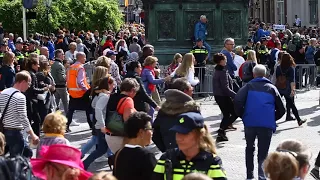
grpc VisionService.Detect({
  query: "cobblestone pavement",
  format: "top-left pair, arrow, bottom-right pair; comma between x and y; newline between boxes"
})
57,89 -> 320,180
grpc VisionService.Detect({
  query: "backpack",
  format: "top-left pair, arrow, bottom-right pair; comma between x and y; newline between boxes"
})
242,62 -> 255,83
276,68 -> 287,89
0,156 -> 32,180
105,97 -> 128,136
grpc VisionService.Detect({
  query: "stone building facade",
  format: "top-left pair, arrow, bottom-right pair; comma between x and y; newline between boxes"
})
249,0 -> 320,27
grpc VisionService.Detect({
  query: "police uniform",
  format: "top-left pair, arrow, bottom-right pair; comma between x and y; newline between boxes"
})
258,38 -> 269,64
190,41 -> 208,90
152,112 -> 227,180
243,39 -> 254,60
14,50 -> 25,71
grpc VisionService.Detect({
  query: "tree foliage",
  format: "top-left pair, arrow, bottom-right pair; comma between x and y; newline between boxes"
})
0,0 -> 123,35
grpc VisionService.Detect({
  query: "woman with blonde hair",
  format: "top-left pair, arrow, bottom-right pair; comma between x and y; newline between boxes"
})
166,53 -> 183,76
36,111 -> 70,158
95,56 -> 111,70
141,56 -> 171,119
65,42 -> 78,63
91,66 -> 109,95
264,139 -> 311,180
153,112 -> 227,180
239,50 -> 258,85
0,52 -> 16,91
171,53 -> 199,86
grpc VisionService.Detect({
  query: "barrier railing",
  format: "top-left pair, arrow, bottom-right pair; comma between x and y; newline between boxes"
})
295,64 -> 317,90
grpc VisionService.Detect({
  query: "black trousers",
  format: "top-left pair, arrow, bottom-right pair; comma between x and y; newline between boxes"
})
27,99 -> 41,136
315,151 -> 320,167
282,94 -> 301,122
214,95 -> 238,130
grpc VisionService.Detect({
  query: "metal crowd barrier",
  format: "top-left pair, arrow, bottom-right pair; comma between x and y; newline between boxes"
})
295,64 -> 317,91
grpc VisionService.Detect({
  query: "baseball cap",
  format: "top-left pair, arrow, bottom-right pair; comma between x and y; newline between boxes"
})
16,37 -> 23,44
106,50 -> 118,56
170,112 -> 204,134
247,38 -> 253,43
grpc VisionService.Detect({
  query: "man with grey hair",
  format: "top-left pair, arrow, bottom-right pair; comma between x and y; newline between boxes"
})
194,15 -> 211,60
40,46 -> 49,59
66,51 -> 92,132
234,64 -> 285,180
221,38 -> 237,78
8,33 -> 15,52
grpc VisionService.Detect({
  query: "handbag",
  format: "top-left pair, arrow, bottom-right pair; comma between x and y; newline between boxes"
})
105,97 -> 128,136
37,91 -> 48,101
0,91 -> 19,132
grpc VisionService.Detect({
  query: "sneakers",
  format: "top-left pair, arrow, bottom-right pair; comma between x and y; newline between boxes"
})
70,120 -> 80,126
95,156 -> 108,163
310,168 -> 320,180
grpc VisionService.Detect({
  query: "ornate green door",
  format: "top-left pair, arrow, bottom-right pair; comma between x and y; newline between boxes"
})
142,0 -> 249,64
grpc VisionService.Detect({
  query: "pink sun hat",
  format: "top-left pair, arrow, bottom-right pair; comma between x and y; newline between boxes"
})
31,144 -> 92,180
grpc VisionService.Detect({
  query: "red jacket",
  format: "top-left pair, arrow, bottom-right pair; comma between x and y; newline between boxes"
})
102,40 -> 114,50
267,40 -> 276,49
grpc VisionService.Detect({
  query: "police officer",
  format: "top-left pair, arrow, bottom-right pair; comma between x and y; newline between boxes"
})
14,38 -> 25,70
28,40 -> 40,55
152,112 -> 227,180
0,41 -> 9,65
190,38 -> 208,87
258,37 -> 270,64
243,39 -> 254,60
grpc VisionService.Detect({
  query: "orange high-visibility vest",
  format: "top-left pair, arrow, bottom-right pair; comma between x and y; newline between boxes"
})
67,63 -> 90,98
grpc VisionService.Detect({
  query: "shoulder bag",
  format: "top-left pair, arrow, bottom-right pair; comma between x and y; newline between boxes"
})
0,91 -> 19,132
105,97 -> 128,136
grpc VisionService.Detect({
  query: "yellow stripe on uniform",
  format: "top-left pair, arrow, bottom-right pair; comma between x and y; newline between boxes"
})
154,164 -> 165,173
207,169 -> 227,178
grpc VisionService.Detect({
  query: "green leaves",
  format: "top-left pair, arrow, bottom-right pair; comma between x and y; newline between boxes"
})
0,0 -> 123,35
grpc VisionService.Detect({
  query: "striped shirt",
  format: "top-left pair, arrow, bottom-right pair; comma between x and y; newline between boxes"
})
36,134 -> 70,158
0,87 -> 31,131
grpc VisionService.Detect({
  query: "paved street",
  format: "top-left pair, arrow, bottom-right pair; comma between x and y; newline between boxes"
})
63,89 -> 320,180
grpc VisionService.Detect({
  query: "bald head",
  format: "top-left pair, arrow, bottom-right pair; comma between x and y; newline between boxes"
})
40,47 -> 49,58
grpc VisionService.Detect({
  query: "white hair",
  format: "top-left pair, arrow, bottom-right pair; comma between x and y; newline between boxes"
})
310,38 -> 317,45
8,33 -> 14,38
76,52 -> 86,59
200,15 -> 206,20
224,38 -> 234,45
253,64 -> 267,77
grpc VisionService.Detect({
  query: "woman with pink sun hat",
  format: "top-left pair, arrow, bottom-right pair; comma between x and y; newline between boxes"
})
31,144 -> 92,180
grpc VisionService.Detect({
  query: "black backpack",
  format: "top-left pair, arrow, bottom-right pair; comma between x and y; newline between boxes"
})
0,156 -> 32,180
242,62 -> 256,83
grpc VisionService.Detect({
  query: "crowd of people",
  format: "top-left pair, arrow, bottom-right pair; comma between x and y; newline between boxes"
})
0,16 -> 319,180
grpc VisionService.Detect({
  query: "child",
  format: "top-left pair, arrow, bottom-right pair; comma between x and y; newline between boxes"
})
36,111 -> 70,158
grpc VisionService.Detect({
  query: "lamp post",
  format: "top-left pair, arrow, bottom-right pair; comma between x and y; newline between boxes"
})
44,0 -> 52,35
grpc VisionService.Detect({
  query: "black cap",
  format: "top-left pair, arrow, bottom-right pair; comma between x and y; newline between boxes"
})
247,38 -> 253,43
170,112 -> 204,134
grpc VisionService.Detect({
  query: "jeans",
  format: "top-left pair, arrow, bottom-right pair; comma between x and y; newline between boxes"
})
214,96 -> 238,130
3,129 -> 33,158
55,87 -> 69,113
245,127 -> 273,180
203,41 -> 212,60
81,135 -> 113,157
83,130 -> 112,170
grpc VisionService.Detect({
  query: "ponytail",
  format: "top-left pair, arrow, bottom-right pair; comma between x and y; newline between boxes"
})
264,151 -> 299,180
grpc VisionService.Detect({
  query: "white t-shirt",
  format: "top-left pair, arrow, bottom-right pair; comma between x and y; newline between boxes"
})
295,18 -> 301,26
233,55 -> 245,77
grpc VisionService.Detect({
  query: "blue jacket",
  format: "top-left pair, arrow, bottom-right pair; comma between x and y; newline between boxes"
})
194,21 -> 207,41
46,41 -> 55,60
254,28 -> 270,43
8,40 -> 16,52
221,49 -> 237,77
305,45 -> 316,63
141,68 -> 164,94
234,77 -> 285,131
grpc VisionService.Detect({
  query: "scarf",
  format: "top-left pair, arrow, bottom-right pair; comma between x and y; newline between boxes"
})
144,65 -> 156,92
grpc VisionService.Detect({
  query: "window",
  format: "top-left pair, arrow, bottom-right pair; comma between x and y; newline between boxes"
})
277,0 -> 285,24
309,0 -> 318,24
